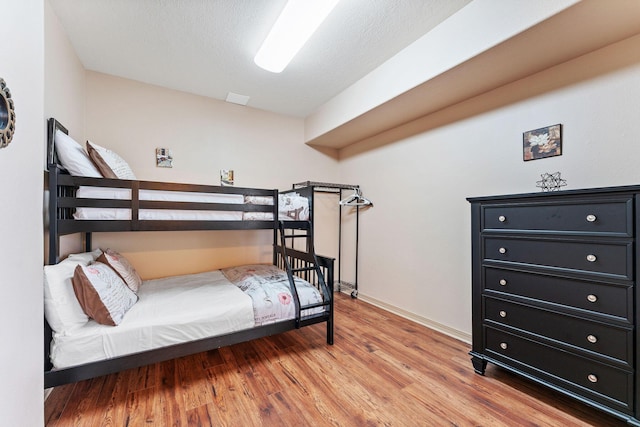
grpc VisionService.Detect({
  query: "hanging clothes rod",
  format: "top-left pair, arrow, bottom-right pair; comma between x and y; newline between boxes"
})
291,180 -> 371,299
293,181 -> 359,193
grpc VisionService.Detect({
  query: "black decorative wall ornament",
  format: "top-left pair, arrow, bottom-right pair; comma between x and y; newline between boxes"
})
0,78 -> 16,149
536,171 -> 567,192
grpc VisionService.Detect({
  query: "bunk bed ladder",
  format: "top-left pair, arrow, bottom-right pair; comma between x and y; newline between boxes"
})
276,220 -> 333,338
280,223 -> 313,253
277,223 -> 303,327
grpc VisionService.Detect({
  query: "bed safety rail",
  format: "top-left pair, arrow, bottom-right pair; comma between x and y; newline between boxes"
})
46,167 -> 279,264
47,169 -> 277,232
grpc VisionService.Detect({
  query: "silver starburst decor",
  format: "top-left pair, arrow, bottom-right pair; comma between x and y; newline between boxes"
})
536,172 -> 567,192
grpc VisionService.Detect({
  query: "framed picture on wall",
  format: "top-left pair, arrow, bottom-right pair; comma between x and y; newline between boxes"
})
156,148 -> 173,167
220,169 -> 234,186
523,124 -> 562,161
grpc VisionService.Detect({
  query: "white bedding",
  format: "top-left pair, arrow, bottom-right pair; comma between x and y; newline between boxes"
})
73,187 -> 310,221
50,270 -> 254,369
74,187 -> 245,221
49,266 -> 324,369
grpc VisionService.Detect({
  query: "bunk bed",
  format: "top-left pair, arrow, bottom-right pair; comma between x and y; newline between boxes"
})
44,118 -> 334,388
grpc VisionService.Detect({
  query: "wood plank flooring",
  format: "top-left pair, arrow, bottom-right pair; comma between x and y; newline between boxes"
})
45,293 -> 626,426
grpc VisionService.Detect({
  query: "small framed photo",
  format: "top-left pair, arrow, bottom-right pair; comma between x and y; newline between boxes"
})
156,148 -> 173,168
220,170 -> 234,186
523,124 -> 562,161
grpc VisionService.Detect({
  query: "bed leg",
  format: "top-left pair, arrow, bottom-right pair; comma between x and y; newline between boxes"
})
327,315 -> 334,345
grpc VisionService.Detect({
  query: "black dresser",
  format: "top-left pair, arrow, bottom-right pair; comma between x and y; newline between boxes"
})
468,186 -> 640,425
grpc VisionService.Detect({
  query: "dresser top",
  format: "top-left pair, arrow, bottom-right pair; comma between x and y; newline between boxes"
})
467,183 -> 640,203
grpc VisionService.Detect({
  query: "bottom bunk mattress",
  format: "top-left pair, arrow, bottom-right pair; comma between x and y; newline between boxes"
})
49,265 -> 324,369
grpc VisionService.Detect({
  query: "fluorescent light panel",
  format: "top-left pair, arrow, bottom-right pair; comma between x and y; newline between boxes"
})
254,0 -> 341,73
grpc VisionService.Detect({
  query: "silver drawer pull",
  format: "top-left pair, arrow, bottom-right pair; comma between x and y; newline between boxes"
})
587,374 -> 598,383
499,310 -> 507,318
586,254 -> 597,262
586,214 -> 597,222
500,342 -> 508,350
587,294 -> 598,303
499,247 -> 507,254
499,279 -> 507,286
587,334 -> 598,343
498,215 -> 506,222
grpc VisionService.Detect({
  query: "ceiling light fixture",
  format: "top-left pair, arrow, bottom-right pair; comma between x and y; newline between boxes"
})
254,0 -> 341,73
225,92 -> 250,106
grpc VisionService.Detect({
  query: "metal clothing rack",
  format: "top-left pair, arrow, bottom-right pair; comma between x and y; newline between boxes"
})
293,181 -> 362,298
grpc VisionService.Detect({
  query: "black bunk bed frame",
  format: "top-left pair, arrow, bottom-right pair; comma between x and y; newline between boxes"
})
44,118 -> 334,388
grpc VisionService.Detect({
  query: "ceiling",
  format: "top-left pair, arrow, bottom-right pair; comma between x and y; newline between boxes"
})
48,0 -> 471,118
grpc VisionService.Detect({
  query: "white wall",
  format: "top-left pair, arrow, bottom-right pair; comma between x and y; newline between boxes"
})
45,0 -> 87,260
338,34 -> 640,340
83,72 -> 340,278
0,0 -> 44,425
44,0 -> 86,145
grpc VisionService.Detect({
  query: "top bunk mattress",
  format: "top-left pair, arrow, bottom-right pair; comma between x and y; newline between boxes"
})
73,187 -> 310,221
74,187 -> 246,221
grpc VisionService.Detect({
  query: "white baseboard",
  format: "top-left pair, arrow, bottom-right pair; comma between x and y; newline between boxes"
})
339,289 -> 472,344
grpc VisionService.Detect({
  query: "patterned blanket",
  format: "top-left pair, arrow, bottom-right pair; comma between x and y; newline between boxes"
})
221,264 -> 324,326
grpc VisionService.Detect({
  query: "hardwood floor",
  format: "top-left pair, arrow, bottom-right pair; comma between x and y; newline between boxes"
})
45,293 -> 626,426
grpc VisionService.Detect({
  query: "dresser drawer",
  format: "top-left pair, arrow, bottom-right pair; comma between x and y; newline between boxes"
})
484,297 -> 632,364
482,198 -> 632,235
484,268 -> 632,321
484,327 -> 633,411
484,237 -> 633,279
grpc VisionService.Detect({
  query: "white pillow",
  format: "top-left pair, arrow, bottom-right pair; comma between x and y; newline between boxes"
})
43,250 -> 103,333
44,258 -> 92,333
54,130 -> 102,177
86,140 -> 136,180
66,248 -> 103,264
